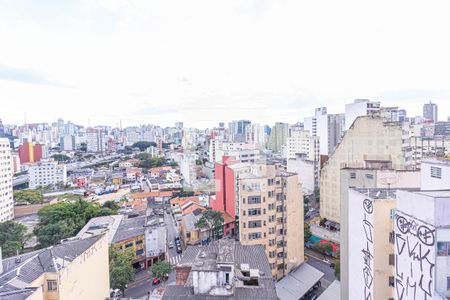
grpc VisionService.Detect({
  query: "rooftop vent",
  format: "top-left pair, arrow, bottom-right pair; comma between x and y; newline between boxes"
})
240,264 -> 250,272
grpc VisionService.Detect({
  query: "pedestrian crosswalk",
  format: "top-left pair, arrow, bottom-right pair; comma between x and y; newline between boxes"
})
169,255 -> 183,265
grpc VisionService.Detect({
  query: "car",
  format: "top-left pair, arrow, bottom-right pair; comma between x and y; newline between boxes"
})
329,262 -> 335,268
152,277 -> 161,285
176,244 -> 182,254
168,241 -> 174,249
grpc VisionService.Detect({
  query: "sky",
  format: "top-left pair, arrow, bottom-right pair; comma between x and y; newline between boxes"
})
1,0 -> 450,129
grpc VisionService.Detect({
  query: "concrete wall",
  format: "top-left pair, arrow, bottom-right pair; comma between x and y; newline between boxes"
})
58,234 -> 110,300
320,117 -> 406,222
421,160 -> 450,191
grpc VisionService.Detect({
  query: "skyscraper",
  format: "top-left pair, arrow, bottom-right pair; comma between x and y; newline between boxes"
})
423,101 -> 438,122
0,138 -> 14,222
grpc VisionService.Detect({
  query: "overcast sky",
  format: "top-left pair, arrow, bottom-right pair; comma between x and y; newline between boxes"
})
1,0 -> 450,128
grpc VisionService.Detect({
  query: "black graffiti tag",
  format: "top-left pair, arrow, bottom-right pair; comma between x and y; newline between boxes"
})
363,198 -> 373,214
396,216 -> 410,234
417,225 -> 435,247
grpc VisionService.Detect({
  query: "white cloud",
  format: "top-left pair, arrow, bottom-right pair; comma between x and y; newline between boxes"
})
0,0 -> 450,127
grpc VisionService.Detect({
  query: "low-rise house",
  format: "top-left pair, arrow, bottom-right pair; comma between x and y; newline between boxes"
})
163,239 -> 277,299
0,234 -> 109,300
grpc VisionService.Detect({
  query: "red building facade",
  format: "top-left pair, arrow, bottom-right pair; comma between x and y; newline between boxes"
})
18,141 -> 42,164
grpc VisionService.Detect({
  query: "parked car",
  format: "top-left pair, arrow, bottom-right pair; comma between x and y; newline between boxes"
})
168,241 -> 174,249
176,243 -> 182,254
152,277 -> 161,285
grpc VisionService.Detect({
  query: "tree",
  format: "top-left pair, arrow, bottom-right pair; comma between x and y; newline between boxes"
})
103,200 -> 120,212
13,189 -> 44,204
34,199 -> 117,247
0,221 -> 28,257
109,246 -> 135,295
314,242 -> 334,255
304,223 -> 312,243
334,260 -> 340,280
195,209 -> 224,241
151,261 -> 172,285
52,154 -> 70,162
132,141 -> 157,151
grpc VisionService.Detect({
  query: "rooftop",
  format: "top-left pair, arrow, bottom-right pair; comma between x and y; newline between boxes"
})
422,157 -> 450,166
276,263 -> 324,300
0,235 -> 104,296
112,215 -> 146,243
76,215 -> 124,243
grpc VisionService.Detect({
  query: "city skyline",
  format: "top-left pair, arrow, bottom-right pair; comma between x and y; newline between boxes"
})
1,0 -> 450,128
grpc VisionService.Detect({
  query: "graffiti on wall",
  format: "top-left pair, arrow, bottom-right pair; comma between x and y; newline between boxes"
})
395,211 -> 436,300
362,198 -> 374,300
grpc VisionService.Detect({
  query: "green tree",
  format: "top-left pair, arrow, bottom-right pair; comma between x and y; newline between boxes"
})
195,209 -> 224,240
0,221 -> 28,257
34,199 -> 116,247
304,223 -> 312,243
109,246 -> 135,295
52,154 -> 70,162
314,242 -> 334,255
13,189 -> 44,204
334,260 -> 340,280
103,200 -> 120,212
131,141 -> 157,151
151,261 -> 172,286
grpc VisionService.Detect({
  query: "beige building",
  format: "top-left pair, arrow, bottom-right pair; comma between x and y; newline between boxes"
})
0,234 -> 109,300
320,116 -> 408,222
236,161 -> 304,279
0,138 -> 13,222
345,189 -> 398,300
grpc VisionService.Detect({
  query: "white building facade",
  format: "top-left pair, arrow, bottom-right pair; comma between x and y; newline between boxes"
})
0,138 -> 13,222
29,160 -> 67,189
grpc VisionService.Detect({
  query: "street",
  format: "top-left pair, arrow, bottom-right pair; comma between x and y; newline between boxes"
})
125,180 -> 180,299
305,248 -> 337,297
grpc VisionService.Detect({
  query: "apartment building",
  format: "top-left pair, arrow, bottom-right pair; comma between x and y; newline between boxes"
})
320,116 -> 407,222
86,128 -> 104,153
286,130 -> 320,161
345,99 -> 381,130
287,154 -> 320,194
28,160 -> 67,189
237,162 -> 304,279
60,134 -> 75,151
423,101 -> 438,123
307,107 -> 345,156
341,158 -> 450,300
18,140 -> 43,164
346,188 -> 397,300
267,122 -> 289,153
0,138 -> 13,222
0,234 -> 109,300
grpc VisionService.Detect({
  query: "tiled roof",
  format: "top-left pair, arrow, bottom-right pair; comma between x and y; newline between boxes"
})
0,235 -> 104,296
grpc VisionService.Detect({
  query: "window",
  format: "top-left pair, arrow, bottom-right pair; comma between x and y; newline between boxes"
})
437,242 -> 449,256
389,209 -> 396,219
248,232 -> 261,240
136,240 -> 143,245
431,166 -> 442,179
350,172 -> 356,179
248,196 -> 261,204
225,273 -> 230,284
365,174 -> 374,179
388,276 -> 395,287
248,208 -> 261,216
268,191 -> 274,197
389,231 -> 395,244
47,280 -> 57,291
389,254 -> 395,266
125,242 -> 133,248
136,249 -> 144,256
248,220 -> 261,228
268,178 -> 274,186
447,277 -> 450,290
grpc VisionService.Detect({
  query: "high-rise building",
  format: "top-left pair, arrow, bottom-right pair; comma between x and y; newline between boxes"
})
345,99 -> 381,130
314,107 -> 345,156
434,121 -> 450,136
60,134 -> 76,151
18,140 -> 43,164
28,160 -> 67,189
212,159 -> 304,279
423,101 -> 438,122
175,122 -> 184,129
228,120 -> 251,142
286,130 -> 319,161
320,116 -> 407,222
0,119 -> 5,137
0,138 -> 14,222
86,128 -> 104,153
267,122 -> 289,153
